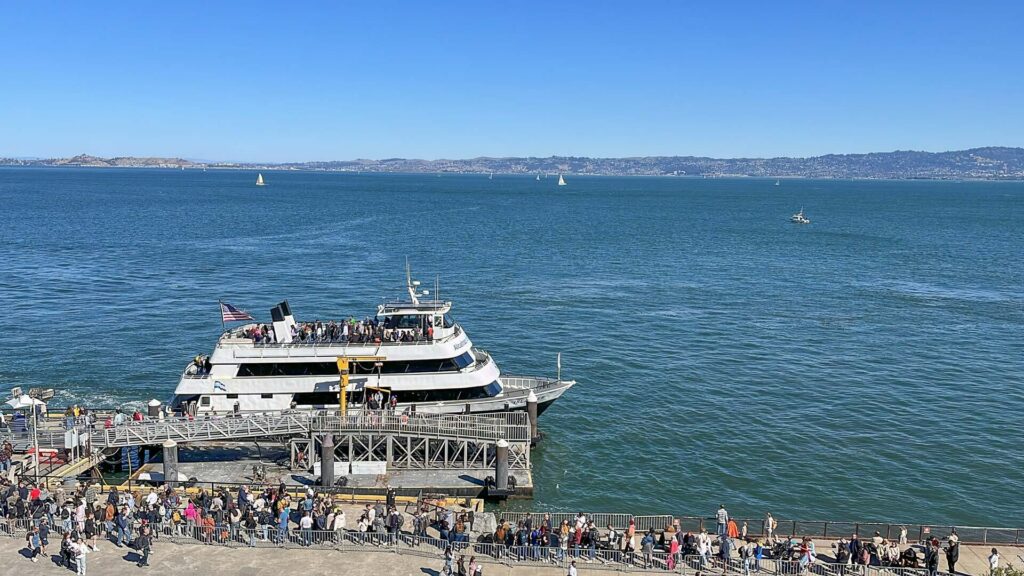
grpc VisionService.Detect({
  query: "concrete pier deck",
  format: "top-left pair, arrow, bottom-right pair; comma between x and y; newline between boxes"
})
0,537 -> 1016,576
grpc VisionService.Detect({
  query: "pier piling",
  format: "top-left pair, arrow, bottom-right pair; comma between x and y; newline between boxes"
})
495,438 -> 509,494
321,434 -> 335,487
162,439 -> 179,488
526,391 -> 540,444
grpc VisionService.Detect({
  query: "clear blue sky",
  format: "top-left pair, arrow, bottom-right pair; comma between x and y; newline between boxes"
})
2,1 -> 1022,161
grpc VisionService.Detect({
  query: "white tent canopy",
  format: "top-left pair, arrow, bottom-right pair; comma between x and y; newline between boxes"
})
6,395 -> 47,409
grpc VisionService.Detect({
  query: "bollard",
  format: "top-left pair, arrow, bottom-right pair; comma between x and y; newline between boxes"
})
163,440 -> 179,488
526,391 -> 540,444
147,399 -> 161,418
495,439 -> 509,493
321,434 -> 335,488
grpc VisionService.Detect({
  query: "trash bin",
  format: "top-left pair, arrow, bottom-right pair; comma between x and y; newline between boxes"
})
147,399 -> 161,418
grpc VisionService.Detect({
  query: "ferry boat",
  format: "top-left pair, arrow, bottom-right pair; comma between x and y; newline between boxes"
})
170,270 -> 575,417
790,208 -> 810,224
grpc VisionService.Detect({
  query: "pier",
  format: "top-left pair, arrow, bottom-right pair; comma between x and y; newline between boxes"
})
1,409 -> 534,498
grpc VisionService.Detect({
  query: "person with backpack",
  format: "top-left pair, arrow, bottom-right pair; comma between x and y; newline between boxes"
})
136,525 -> 152,567
26,525 -> 42,562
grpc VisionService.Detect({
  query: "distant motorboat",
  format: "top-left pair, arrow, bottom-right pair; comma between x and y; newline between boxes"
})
557,174 -> 567,186
256,173 -> 265,186
790,208 -> 810,224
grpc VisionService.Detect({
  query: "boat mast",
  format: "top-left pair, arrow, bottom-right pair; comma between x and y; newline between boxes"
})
405,257 -> 419,305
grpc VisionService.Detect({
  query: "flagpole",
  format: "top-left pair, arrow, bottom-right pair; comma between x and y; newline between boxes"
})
218,299 -> 225,333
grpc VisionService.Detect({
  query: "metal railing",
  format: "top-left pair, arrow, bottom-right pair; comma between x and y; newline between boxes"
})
500,376 -> 567,391
670,516 -> 1023,546
499,513 -> 673,533
310,412 -> 529,443
0,517 -> 996,576
3,410 -> 530,453
221,324 -> 464,349
96,412 -> 312,448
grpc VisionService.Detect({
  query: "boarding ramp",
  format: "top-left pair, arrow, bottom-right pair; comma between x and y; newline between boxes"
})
96,412 -> 311,448
310,411 -> 529,443
88,410 -> 529,449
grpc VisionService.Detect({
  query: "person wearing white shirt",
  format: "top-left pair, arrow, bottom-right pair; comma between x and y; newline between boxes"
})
567,560 -> 578,576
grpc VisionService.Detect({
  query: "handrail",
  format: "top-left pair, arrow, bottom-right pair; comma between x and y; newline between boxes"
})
220,324 -> 464,348
0,520 -> 985,575
83,410 -> 530,448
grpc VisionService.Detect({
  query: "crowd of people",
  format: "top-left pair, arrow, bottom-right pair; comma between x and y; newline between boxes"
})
240,317 -> 437,345
1,474 -> 477,571
474,507 -> 980,576
0,482 -> 1001,576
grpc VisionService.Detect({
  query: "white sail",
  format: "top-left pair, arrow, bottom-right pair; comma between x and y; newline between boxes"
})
536,175 -> 540,181
557,174 -> 566,186
256,173 -> 265,186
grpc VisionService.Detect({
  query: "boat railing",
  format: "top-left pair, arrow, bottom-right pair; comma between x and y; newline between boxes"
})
501,375 -> 568,391
219,324 -> 463,348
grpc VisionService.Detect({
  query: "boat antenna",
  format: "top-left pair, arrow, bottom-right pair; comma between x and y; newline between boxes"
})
435,275 -> 440,305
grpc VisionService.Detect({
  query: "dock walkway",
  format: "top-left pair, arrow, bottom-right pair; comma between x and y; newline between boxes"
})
0,532 -> 1015,576
1,411 -> 530,449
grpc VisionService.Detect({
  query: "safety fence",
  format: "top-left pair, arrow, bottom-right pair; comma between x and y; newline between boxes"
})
0,518 -> 966,576
500,513 -> 674,533
500,514 -> 1024,546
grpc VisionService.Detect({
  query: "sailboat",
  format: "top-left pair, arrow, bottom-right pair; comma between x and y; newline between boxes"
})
255,173 -> 265,187
774,180 -> 780,186
489,173 -> 493,180
557,174 -> 567,186
536,174 -> 541,181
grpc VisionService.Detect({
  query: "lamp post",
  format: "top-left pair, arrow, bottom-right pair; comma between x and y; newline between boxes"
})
31,405 -> 40,481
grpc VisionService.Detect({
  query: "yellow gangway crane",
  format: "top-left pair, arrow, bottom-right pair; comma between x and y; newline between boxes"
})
336,356 -> 386,416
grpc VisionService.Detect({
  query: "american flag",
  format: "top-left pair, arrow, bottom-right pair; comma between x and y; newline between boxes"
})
220,301 -> 254,322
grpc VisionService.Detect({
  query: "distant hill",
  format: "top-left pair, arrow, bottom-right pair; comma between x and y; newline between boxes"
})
3,147 -> 1024,179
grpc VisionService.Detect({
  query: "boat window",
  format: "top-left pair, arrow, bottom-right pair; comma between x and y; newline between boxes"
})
484,380 -> 503,397
293,392 -> 341,406
395,381 -> 502,403
443,314 -> 455,328
261,394 -> 274,399
200,396 -> 211,407
383,314 -> 428,330
236,351 -> 476,378
226,394 -> 238,399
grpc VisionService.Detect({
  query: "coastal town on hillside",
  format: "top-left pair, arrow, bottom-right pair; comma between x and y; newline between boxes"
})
2,147 -> 1024,180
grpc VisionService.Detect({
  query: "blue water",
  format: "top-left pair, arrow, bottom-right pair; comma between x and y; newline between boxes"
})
1,168 -> 1022,525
